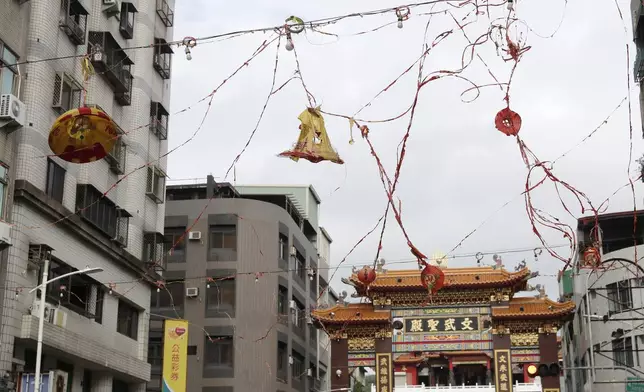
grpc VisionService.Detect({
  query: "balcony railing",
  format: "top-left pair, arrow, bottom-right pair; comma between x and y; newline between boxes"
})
150,116 -> 167,140
119,2 -> 137,40
88,31 -> 134,94
60,0 -> 88,45
153,53 -> 171,80
156,0 -> 174,27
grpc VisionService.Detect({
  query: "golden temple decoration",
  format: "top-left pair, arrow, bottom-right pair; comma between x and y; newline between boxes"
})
511,333 -> 539,347
348,337 -> 375,351
376,328 -> 393,339
492,325 -> 510,335
538,323 -> 559,334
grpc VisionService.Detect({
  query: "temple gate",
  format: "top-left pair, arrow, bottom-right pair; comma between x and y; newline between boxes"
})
312,265 -> 573,391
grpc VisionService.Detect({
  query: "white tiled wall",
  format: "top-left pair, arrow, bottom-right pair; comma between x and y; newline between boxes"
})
0,0 -> 174,388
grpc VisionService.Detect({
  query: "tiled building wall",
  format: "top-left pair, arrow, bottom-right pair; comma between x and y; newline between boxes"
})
0,0 -> 174,388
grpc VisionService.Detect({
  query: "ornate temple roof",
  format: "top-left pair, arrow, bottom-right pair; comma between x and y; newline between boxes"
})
491,296 -> 576,319
311,303 -> 391,325
347,266 -> 532,293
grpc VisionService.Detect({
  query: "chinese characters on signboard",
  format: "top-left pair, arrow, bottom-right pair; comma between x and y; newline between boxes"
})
404,316 -> 479,333
494,349 -> 513,392
376,353 -> 393,392
162,319 -> 189,392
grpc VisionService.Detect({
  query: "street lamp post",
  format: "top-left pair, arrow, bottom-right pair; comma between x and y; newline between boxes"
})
28,258 -> 102,392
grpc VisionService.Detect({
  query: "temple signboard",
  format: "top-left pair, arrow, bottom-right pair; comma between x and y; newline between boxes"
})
494,349 -> 513,392
404,316 -> 480,333
376,353 -> 393,392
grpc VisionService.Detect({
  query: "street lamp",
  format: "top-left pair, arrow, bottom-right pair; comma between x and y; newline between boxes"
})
28,257 -> 102,392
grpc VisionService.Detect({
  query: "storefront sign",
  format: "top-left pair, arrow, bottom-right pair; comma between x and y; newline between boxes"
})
494,349 -> 513,392
404,316 -> 479,333
376,353 -> 393,392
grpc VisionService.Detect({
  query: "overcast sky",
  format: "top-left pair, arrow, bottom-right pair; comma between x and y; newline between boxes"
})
166,0 -> 644,298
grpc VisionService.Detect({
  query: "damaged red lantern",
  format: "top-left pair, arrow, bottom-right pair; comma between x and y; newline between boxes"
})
356,266 -> 377,285
494,107 -> 522,136
420,263 -> 445,295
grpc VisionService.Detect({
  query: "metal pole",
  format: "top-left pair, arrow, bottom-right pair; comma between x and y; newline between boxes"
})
584,271 -> 596,383
33,257 -> 49,392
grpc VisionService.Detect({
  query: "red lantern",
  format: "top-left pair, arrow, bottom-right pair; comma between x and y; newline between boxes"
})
582,247 -> 601,268
356,266 -> 377,285
420,264 -> 445,295
494,107 -> 522,136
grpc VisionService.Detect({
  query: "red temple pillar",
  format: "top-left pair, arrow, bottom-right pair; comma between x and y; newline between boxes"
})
331,338 -> 349,389
539,329 -> 561,391
486,358 -> 492,385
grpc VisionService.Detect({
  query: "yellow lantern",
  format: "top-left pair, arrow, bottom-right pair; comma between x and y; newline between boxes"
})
48,106 -> 118,163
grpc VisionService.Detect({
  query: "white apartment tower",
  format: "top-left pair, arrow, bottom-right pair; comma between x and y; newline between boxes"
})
0,0 -> 174,390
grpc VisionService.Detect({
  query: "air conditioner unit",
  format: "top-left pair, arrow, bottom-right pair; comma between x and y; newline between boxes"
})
289,300 -> 297,310
188,231 -> 201,240
102,0 -> 121,19
0,94 -> 26,130
186,287 -> 199,298
32,302 -> 67,328
306,316 -> 313,325
290,246 -> 297,257
307,368 -> 313,377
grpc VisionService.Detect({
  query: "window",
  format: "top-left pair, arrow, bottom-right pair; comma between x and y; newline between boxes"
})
204,336 -> 233,369
613,337 -> 634,367
151,280 -> 184,309
116,299 -> 139,340
150,101 -> 168,140
163,227 -> 186,262
291,351 -> 304,382
0,164 -> 8,219
277,341 -> 287,380
279,233 -> 288,260
309,324 -> 317,346
87,32 -> 133,96
295,251 -> 306,281
291,297 -> 305,337
119,2 -> 137,39
52,72 -> 82,113
156,0 -> 174,27
76,184 -> 129,241
278,285 -> 288,315
187,345 -> 197,355
60,0 -> 88,45
607,280 -> 633,314
0,42 -> 18,96
148,336 -> 163,366
205,277 -> 235,312
38,258 -> 103,320
209,225 -> 237,250
143,232 -> 165,268
46,160 -> 65,203
146,166 -> 166,204
153,38 -> 172,79
106,134 -> 126,175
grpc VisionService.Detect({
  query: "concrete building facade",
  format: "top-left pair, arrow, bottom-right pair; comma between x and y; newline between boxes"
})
559,210 -> 644,392
150,177 -> 331,392
0,0 -> 175,390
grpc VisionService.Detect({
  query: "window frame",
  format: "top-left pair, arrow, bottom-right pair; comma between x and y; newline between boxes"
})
0,41 -> 19,96
46,159 -> 66,204
607,279 -> 633,315
613,336 -> 634,368
163,227 -> 187,262
209,225 -> 237,250
116,298 -> 139,340
291,350 -> 304,382
203,335 -> 234,369
151,280 -> 184,310
205,277 -> 236,314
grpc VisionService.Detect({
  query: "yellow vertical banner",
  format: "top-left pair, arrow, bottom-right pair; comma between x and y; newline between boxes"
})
162,319 -> 189,392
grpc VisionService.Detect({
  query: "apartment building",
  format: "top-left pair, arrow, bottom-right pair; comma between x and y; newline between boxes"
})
559,210 -> 644,392
0,0 -> 175,390
148,177 -> 331,392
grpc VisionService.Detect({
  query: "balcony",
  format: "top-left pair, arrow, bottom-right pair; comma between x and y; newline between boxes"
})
119,2 -> 138,40
87,31 -> 134,94
76,184 -> 130,246
106,132 -> 126,175
153,38 -> 172,80
20,314 -> 151,381
150,101 -> 168,140
156,0 -> 174,27
59,0 -> 88,45
114,70 -> 133,106
143,231 -> 166,271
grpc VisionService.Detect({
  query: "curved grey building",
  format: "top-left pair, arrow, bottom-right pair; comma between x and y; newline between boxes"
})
148,177 -> 332,392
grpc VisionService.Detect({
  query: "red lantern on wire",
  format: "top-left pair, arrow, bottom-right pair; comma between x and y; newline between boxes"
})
494,107 -> 522,136
356,266 -> 377,286
420,263 -> 445,295
582,247 -> 601,268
